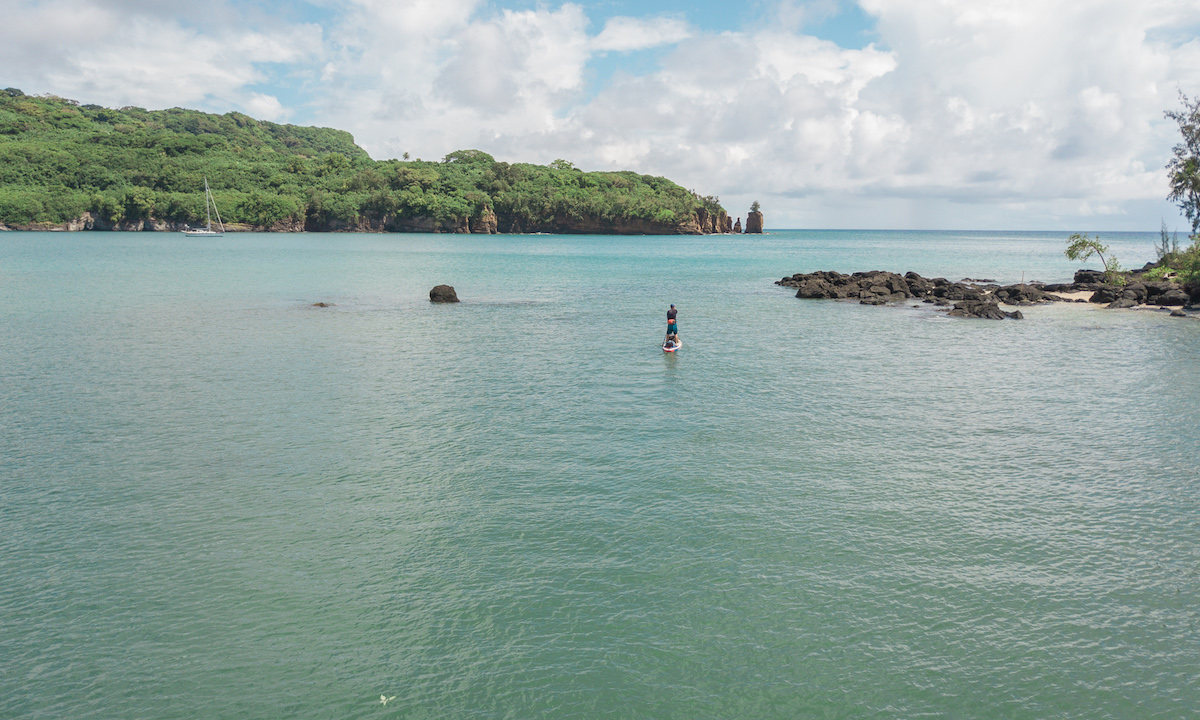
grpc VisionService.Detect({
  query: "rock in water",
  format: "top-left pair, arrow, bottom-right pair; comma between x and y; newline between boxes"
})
745,210 -> 764,234
430,285 -> 459,303
947,299 -> 1022,319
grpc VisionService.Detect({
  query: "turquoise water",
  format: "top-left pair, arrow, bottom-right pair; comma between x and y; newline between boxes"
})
2,230 -> 1198,719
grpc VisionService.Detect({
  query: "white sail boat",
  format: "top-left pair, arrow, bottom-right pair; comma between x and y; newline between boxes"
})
183,177 -> 225,237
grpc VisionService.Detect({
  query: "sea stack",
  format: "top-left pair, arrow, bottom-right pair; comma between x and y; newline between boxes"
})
733,218 -> 742,233
430,285 -> 460,303
472,206 -> 498,234
745,202 -> 763,234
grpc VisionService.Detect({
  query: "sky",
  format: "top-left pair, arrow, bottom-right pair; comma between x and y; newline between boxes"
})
4,0 -> 1200,231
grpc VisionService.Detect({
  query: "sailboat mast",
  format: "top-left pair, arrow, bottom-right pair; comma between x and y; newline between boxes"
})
204,177 -> 213,231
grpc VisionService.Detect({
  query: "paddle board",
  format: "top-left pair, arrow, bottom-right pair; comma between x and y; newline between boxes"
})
662,338 -> 682,352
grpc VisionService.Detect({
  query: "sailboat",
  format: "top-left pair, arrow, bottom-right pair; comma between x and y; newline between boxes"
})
183,177 -> 224,237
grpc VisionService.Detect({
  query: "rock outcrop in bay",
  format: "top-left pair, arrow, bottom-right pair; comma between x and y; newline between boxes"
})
745,210 -> 763,234
429,285 -> 459,303
777,268 -> 1198,319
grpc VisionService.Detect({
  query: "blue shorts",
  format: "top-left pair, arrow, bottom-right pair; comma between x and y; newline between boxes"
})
667,323 -> 678,334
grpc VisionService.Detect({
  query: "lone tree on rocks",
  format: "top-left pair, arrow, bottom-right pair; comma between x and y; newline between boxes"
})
745,201 -> 764,234
1065,233 -> 1121,284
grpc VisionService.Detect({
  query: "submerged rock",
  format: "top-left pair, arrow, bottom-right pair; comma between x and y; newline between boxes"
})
430,285 -> 460,303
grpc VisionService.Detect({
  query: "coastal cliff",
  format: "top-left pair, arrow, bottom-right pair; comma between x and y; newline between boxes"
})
0,90 -> 732,235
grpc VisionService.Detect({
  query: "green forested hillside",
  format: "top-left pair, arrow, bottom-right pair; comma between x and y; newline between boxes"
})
0,89 -> 727,233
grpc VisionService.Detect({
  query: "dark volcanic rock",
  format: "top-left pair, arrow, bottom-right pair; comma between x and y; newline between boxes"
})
785,270 -> 916,303
904,271 -> 935,297
1121,284 -> 1147,303
1106,297 -> 1137,309
1157,288 -> 1190,306
1074,269 -> 1105,284
947,299 -> 1022,319
1143,281 -> 1176,303
1088,286 -> 1119,304
1171,308 -> 1188,317
993,283 -> 1055,304
430,284 -> 460,303
934,282 -> 985,301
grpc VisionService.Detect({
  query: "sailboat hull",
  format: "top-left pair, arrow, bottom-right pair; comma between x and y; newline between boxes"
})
181,177 -> 225,237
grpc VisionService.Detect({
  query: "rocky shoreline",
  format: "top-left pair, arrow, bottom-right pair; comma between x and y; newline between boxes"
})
776,269 -> 1200,319
0,205 -> 759,236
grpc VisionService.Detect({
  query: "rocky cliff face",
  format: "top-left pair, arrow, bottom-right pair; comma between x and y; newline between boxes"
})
472,206 -> 498,234
745,211 -> 763,233
9,204 -> 735,235
496,207 -> 735,235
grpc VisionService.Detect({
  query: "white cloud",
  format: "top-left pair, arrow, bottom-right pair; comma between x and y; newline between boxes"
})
0,0 -> 319,118
591,16 -> 692,53
3,0 -> 1199,229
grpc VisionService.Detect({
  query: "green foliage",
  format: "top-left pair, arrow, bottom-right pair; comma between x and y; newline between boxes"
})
1175,235 -> 1200,284
750,200 -> 762,213
1065,233 -> 1123,283
1166,92 -> 1200,233
1143,220 -> 1200,284
1156,220 -> 1181,262
0,92 -> 723,231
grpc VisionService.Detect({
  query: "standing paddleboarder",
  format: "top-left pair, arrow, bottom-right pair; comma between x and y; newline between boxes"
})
666,303 -> 679,344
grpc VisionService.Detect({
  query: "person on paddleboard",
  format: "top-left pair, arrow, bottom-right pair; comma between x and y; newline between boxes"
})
666,304 -> 679,343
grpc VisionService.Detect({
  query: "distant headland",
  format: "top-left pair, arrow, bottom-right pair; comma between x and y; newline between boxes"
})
0,88 -> 763,235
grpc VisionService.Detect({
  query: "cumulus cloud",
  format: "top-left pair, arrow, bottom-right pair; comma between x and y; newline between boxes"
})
311,0 -> 1198,228
0,0 -> 319,119
592,16 -> 692,52
4,0 -> 1199,228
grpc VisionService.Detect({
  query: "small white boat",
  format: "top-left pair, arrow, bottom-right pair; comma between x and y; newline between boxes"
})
183,177 -> 224,237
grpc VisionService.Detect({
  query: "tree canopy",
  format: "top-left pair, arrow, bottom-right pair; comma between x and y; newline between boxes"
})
1166,92 -> 1200,234
0,91 -> 724,233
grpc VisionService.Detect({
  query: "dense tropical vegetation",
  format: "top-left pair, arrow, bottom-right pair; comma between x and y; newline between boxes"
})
0,89 -> 725,233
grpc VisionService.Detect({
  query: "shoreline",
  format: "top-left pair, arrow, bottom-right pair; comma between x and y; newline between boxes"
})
777,269 -> 1198,320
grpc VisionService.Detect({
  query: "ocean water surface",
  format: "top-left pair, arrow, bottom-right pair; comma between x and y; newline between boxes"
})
1,230 -> 1198,719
